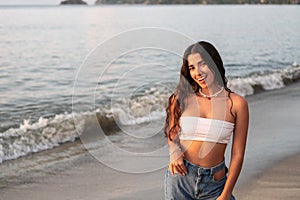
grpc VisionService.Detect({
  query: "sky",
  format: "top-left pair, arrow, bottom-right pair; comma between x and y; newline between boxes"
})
0,0 -> 96,5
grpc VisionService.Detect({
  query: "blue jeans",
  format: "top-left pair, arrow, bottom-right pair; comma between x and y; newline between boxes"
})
164,159 -> 236,200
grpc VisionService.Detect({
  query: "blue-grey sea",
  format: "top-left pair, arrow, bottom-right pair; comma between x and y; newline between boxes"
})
0,5 -> 299,164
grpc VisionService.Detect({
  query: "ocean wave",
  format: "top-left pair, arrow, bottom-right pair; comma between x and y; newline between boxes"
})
0,87 -> 168,164
1,63 -> 299,164
228,63 -> 300,96
0,113 -> 85,164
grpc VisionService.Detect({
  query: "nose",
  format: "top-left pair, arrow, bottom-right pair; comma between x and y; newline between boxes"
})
195,65 -> 203,75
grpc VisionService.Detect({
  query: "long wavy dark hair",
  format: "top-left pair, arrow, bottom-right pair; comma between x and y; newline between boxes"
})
164,41 -> 234,141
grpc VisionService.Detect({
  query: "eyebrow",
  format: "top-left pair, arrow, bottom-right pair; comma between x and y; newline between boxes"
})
188,60 -> 204,68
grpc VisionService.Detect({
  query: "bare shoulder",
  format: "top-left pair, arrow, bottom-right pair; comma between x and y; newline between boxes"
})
229,92 -> 248,112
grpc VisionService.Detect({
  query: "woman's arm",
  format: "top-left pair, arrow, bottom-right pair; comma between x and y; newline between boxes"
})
167,95 -> 187,176
168,137 -> 187,176
218,95 -> 249,200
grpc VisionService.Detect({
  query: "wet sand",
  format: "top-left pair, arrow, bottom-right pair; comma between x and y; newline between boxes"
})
237,153 -> 300,200
1,81 -> 300,200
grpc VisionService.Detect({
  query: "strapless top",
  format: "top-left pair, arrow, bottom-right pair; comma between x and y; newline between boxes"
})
179,116 -> 235,144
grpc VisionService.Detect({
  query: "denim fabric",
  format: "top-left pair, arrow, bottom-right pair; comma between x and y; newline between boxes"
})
164,159 -> 236,200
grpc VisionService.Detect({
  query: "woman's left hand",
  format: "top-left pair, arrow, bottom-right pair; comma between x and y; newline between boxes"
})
216,194 -> 231,200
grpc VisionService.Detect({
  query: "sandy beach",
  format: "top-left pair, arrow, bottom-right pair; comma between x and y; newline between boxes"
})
1,81 -> 300,200
237,153 -> 300,200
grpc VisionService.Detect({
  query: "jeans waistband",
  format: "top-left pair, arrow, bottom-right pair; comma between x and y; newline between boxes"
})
183,159 -> 226,175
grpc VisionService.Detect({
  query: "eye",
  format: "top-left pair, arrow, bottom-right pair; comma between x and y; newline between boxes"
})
198,61 -> 206,67
189,66 -> 194,71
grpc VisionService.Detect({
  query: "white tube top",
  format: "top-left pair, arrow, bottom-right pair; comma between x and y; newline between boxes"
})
179,116 -> 235,144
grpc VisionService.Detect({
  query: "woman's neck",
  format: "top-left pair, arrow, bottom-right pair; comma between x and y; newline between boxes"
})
200,84 -> 223,96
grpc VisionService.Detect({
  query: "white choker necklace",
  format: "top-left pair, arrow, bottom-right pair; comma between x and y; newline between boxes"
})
199,87 -> 224,100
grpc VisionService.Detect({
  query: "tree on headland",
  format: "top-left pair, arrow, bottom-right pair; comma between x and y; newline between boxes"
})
95,0 -> 201,4
94,0 -> 299,4
60,0 -> 87,4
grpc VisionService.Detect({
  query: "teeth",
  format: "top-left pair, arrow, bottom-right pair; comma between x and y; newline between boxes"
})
198,76 -> 206,81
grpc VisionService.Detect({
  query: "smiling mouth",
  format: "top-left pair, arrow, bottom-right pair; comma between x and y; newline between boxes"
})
198,75 -> 207,82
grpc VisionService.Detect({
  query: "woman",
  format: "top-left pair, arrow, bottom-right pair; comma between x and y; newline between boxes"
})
164,41 -> 249,200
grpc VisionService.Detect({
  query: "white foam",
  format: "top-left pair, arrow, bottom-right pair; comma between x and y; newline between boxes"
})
0,113 -> 85,164
0,143 -> 3,163
20,117 -> 49,132
228,72 -> 284,96
109,86 -> 169,126
117,109 -> 166,126
228,64 -> 300,96
292,61 -> 297,67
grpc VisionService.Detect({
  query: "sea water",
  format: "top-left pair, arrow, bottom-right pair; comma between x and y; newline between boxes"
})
0,5 -> 299,164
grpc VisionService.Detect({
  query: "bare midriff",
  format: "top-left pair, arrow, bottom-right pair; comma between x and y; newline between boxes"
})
180,140 -> 227,180
180,140 -> 227,167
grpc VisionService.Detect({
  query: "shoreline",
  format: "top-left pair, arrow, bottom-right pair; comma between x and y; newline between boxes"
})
1,81 -> 300,199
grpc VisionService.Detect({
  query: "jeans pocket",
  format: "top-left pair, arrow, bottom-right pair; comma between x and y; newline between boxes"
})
212,174 -> 226,183
211,168 -> 227,183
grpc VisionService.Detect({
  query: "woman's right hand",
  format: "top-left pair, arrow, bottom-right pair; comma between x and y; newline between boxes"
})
168,155 -> 187,176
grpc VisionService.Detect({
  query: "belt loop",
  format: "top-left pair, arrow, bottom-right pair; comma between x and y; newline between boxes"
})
197,168 -> 201,176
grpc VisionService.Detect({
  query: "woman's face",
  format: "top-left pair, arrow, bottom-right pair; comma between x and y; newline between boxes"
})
187,53 -> 215,89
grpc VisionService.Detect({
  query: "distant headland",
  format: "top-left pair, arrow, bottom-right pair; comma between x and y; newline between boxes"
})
60,0 -> 87,5
94,0 -> 299,4
58,0 -> 300,5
